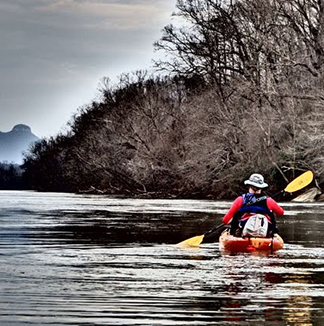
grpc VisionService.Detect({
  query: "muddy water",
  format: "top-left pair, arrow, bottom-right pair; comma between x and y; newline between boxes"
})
0,191 -> 323,325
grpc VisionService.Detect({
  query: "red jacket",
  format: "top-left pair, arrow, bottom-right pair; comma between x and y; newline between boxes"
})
222,196 -> 284,225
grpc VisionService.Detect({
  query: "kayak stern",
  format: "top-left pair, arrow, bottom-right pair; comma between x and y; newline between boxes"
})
219,230 -> 284,253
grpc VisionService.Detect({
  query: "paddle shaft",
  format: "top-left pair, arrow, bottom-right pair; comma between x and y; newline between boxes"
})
270,189 -> 284,199
204,223 -> 225,236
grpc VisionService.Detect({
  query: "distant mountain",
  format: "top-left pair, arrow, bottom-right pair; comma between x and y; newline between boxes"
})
0,124 -> 39,164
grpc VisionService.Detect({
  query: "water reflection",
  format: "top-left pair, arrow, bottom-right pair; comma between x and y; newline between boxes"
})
0,191 -> 323,325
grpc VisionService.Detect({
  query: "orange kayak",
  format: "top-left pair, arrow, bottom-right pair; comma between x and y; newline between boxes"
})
219,230 -> 284,253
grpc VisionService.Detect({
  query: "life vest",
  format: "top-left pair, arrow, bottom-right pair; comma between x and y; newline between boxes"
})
235,193 -> 273,222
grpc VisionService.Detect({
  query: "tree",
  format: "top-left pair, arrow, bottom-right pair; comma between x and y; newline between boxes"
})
22,0 -> 324,196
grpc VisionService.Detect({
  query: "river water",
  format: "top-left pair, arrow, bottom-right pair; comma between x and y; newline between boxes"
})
0,191 -> 323,325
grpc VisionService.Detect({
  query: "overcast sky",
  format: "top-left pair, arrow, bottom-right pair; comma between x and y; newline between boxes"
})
0,0 -> 176,138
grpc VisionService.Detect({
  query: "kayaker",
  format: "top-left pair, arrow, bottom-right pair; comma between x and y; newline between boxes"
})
222,173 -> 284,237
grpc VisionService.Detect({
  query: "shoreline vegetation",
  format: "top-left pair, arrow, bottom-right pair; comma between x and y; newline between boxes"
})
5,0 -> 324,200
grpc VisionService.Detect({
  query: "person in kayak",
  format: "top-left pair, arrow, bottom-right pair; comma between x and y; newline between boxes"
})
222,173 -> 284,237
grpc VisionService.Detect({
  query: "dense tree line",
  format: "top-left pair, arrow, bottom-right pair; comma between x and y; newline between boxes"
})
23,0 -> 324,198
0,163 -> 26,190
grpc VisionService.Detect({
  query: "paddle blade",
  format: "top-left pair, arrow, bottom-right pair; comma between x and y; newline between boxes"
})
176,235 -> 204,247
284,170 -> 314,193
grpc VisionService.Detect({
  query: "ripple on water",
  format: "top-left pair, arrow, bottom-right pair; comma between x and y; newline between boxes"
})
0,192 -> 323,325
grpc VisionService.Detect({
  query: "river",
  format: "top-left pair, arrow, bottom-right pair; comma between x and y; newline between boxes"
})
0,191 -> 323,325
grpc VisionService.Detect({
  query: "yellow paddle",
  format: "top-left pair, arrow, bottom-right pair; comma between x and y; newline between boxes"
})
176,170 -> 314,248
283,170 -> 314,193
176,224 -> 225,247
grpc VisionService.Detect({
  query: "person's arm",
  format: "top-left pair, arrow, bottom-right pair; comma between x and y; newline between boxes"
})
222,197 -> 243,224
267,197 -> 284,216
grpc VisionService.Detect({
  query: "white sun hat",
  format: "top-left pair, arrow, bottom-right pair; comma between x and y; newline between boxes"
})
244,173 -> 268,188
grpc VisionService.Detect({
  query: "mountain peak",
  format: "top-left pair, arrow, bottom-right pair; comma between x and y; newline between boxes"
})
12,124 -> 32,133
0,124 -> 39,164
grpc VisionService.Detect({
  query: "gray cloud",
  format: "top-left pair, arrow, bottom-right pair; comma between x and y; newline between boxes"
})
0,0 -> 175,137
